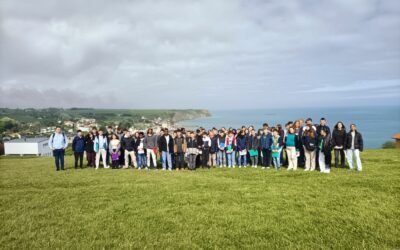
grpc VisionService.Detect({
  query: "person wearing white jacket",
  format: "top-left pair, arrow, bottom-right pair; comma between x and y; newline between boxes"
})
94,129 -> 109,169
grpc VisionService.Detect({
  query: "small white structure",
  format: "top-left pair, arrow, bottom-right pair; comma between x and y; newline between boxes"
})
4,138 -> 52,157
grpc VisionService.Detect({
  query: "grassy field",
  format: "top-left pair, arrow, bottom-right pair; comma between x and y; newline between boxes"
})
0,149 -> 399,249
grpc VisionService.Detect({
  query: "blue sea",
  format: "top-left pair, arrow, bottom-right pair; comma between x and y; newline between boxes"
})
180,106 -> 400,149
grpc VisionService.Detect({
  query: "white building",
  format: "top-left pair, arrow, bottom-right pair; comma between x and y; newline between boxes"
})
4,138 -> 53,157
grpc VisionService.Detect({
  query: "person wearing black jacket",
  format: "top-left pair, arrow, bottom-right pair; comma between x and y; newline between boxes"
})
121,131 -> 138,169
85,133 -> 95,167
332,121 -> 346,168
317,129 -> 332,173
158,128 -> 174,171
316,118 -> 331,170
345,124 -> 364,171
195,129 -> 204,168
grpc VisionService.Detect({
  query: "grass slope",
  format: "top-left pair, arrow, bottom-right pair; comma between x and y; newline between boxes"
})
0,149 -> 399,249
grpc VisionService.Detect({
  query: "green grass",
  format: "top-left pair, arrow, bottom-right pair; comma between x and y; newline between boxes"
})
1,149 -> 399,249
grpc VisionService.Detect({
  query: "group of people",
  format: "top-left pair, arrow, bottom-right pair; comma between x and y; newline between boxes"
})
48,117 -> 364,173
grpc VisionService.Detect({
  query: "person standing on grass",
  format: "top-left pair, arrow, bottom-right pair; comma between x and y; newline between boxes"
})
72,130 -> 85,169
236,131 -> 248,168
271,128 -> 283,170
260,127 -> 273,169
302,125 -> 317,171
48,126 -> 69,171
186,131 -> 198,170
225,131 -> 236,168
201,132 -> 211,169
285,126 -> 300,171
94,129 -> 109,169
217,130 -> 227,167
317,129 -> 332,173
85,133 -> 95,167
345,124 -> 364,171
109,133 -> 121,169
121,131 -> 137,169
332,121 -> 346,168
136,132 -> 147,170
247,129 -> 259,168
158,128 -> 174,171
174,129 -> 186,170
209,131 -> 219,167
144,128 -> 158,169
104,126 -> 114,168
315,118 -> 331,169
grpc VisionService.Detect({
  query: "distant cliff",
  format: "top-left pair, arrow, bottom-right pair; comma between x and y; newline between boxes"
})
171,109 -> 211,122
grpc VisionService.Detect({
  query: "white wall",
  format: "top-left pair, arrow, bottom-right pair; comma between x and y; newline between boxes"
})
4,141 -> 52,156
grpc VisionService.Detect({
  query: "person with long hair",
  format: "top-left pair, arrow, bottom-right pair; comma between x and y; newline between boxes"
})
302,124 -> 317,171
285,126 -> 300,171
345,124 -> 364,171
332,121 -> 346,168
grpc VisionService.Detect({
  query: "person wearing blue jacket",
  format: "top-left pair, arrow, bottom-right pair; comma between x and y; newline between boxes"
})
48,126 -> 69,171
260,128 -> 273,169
236,131 -> 248,167
72,130 -> 86,169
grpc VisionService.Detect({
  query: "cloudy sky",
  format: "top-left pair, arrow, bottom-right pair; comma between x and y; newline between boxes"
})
0,0 -> 399,109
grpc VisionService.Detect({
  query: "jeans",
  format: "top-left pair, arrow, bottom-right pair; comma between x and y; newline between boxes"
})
175,152 -> 185,169
272,157 -> 281,169
217,150 -> 226,166
237,153 -> 247,166
188,154 -> 197,170
346,149 -> 362,171
53,149 -> 65,170
226,152 -> 234,167
162,151 -> 172,170
74,152 -> 84,168
137,153 -> 146,168
334,148 -> 345,168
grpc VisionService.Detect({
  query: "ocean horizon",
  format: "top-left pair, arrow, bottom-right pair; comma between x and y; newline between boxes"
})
179,105 -> 400,149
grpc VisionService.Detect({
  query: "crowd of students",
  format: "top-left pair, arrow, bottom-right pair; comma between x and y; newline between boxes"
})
48,118 -> 364,173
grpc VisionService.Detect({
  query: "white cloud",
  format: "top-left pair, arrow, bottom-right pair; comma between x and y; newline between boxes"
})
0,0 -> 399,108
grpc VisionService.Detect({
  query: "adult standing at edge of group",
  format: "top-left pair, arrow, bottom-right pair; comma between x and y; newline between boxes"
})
72,130 -> 85,169
345,124 -> 364,171
332,121 -> 346,168
48,126 -> 69,171
159,128 -> 174,171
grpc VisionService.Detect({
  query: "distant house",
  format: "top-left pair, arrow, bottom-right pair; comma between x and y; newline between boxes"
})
392,133 -> 400,148
4,138 -> 52,156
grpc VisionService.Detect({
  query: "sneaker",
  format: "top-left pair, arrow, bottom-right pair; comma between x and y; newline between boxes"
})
162,168 -> 166,171
105,165 -> 110,169
262,167 -> 265,170
138,168 -> 141,170
304,169 -> 309,171
168,168 -> 172,171
145,167 -> 149,170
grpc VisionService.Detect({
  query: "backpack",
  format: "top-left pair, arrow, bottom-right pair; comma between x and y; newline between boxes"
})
305,137 -> 316,151
51,133 -> 66,145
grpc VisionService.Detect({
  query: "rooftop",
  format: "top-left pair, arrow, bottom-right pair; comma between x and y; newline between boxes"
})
5,138 -> 48,143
